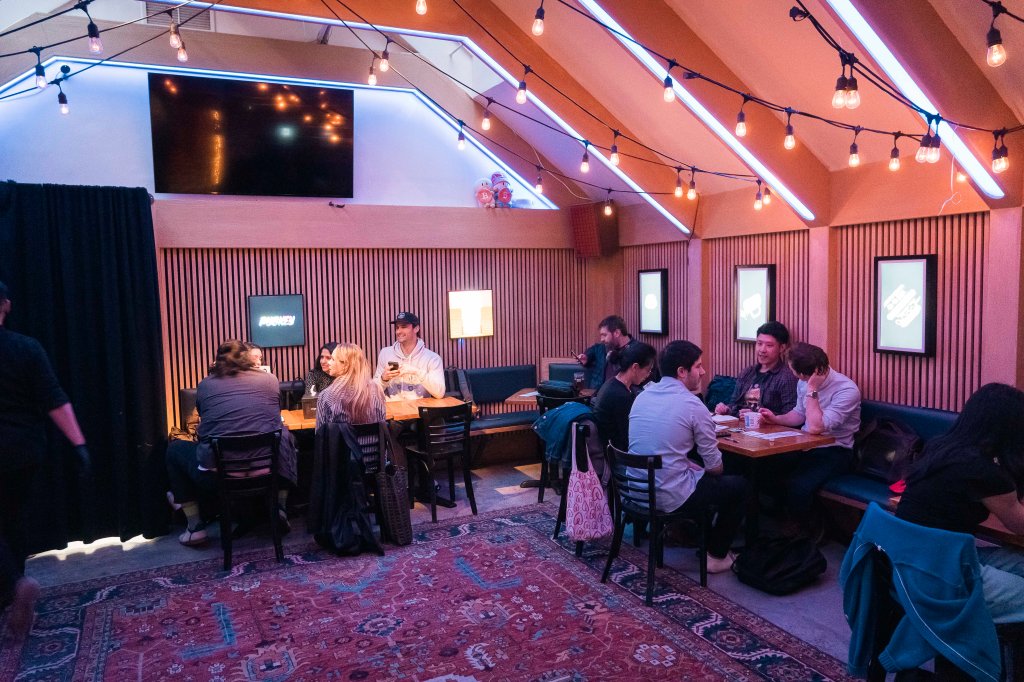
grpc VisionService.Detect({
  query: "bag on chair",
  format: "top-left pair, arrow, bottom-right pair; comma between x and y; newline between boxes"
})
565,426 -> 613,542
376,427 -> 413,546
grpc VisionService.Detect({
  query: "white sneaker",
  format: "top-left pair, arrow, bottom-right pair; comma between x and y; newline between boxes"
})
706,551 -> 736,574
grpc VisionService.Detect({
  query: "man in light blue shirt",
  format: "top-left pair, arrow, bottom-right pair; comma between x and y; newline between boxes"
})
629,340 -> 749,573
759,342 -> 861,526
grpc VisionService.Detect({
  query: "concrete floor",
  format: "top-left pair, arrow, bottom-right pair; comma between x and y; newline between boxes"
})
25,461 -> 853,665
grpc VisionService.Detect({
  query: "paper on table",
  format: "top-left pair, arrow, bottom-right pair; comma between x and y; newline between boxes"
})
741,430 -> 803,440
712,414 -> 739,424
519,391 -> 539,398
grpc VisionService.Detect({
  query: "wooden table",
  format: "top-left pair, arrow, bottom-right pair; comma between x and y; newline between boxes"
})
714,417 -> 836,545
504,387 -> 595,406
280,396 -> 464,430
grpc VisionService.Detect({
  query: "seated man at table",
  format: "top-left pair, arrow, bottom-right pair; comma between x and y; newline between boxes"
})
629,340 -> 749,573
714,321 -> 797,417
373,311 -> 445,402
758,342 -> 861,534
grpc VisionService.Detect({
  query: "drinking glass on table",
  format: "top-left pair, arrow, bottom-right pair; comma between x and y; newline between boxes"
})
572,371 -> 585,394
745,383 -> 761,412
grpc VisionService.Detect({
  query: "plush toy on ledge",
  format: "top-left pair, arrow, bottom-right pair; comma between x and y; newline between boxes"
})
491,172 -> 513,208
474,178 -> 495,208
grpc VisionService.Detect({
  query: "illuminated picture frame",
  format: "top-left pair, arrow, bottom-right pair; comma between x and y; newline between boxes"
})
448,289 -> 494,339
874,255 -> 937,356
734,265 -> 776,342
638,269 -> 669,335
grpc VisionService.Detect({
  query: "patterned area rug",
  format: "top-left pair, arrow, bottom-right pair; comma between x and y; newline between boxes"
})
1,505 -> 853,681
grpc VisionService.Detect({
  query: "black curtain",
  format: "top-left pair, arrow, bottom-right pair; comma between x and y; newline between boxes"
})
0,181 -> 167,551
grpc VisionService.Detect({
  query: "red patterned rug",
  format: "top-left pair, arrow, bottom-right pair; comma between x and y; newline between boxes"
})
2,505 -> 853,681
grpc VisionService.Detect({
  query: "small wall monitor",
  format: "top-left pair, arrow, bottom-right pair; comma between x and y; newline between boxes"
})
248,294 -> 305,348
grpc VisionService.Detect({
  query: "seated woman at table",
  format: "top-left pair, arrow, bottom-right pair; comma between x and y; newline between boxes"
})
304,341 -> 340,396
896,383 -> 1024,623
592,341 -> 656,451
166,339 -> 298,546
316,343 -> 385,428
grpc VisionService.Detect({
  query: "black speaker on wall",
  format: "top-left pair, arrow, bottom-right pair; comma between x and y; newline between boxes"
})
569,203 -> 619,258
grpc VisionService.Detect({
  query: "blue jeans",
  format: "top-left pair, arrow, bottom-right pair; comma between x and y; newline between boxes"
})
978,546 -> 1024,623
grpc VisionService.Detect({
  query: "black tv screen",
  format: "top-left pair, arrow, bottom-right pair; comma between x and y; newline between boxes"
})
149,74 -> 353,197
249,295 -> 305,348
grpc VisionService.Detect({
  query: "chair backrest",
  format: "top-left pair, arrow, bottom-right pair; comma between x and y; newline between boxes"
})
351,421 -> 387,475
210,430 -> 282,491
417,403 -> 473,458
537,394 -> 590,416
606,444 -> 662,514
179,387 -> 198,430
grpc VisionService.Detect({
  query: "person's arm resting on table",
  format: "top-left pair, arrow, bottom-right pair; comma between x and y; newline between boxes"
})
985,492 -> 1024,535
693,413 -> 724,475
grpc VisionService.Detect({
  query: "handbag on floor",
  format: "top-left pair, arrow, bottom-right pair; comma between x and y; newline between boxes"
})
376,427 -> 413,546
565,427 -> 613,542
732,535 -> 827,595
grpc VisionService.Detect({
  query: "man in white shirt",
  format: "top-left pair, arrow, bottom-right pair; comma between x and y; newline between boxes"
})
374,311 -> 445,402
629,340 -> 749,573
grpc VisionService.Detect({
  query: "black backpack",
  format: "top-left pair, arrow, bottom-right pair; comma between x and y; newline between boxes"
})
732,536 -> 827,595
855,417 -> 923,483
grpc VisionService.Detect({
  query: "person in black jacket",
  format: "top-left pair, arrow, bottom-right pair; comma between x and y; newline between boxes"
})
0,281 -> 91,641
591,341 -> 657,451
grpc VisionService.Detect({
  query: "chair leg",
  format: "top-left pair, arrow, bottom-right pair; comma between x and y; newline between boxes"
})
447,456 -> 456,503
554,482 -> 568,539
646,525 -> 657,606
408,458 -> 417,510
574,541 -> 584,557
538,459 -> 548,503
654,521 -> 665,568
220,499 -> 233,572
268,489 -> 283,564
602,513 -> 625,583
425,459 -> 438,523
698,512 -> 709,588
461,453 -> 477,516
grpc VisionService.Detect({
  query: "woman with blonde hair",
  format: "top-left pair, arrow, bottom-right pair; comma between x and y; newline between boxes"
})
316,343 -> 385,428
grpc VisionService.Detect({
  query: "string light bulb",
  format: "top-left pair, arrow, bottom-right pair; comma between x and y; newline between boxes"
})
457,122 -> 466,151
987,4 -> 1007,67
379,41 -> 391,72
481,98 -> 492,131
57,89 -> 69,115
663,60 -> 676,102
603,190 -> 613,216
176,41 -> 188,62
687,173 -> 697,201
532,2 -> 545,37
915,133 -> 931,163
87,21 -> 102,54
674,168 -> 683,198
848,128 -> 861,167
580,144 -> 590,173
784,111 -> 796,150
367,62 -> 377,86
844,75 -> 860,109
889,137 -> 901,171
762,186 -> 772,206
609,131 -> 620,166
416,0 -> 427,15
535,170 -> 544,194
735,110 -> 747,137
832,73 -> 848,109
955,167 -> 968,183
169,22 -> 182,49
516,78 -> 528,105
34,63 -> 47,89
754,180 -> 763,211
992,133 -> 1010,173
927,133 -> 941,164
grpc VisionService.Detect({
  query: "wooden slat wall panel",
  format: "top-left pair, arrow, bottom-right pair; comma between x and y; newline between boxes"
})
835,212 -> 987,411
620,241 -> 689,351
703,232 -> 810,378
161,248 -> 589,427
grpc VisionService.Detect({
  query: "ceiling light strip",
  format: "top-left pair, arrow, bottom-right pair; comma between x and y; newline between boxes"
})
578,0 -> 815,221
823,0 -> 1004,199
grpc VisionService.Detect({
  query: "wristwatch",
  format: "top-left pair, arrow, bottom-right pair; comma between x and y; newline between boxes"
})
807,390 -> 820,400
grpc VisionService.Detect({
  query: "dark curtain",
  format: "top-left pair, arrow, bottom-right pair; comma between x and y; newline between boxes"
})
0,181 -> 167,551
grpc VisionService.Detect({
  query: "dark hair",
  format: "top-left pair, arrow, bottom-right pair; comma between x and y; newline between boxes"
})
658,340 -> 702,378
756,321 -> 790,345
307,341 -> 340,392
0,280 -> 8,302
614,341 -> 657,374
210,339 -> 255,377
243,341 -> 262,354
598,315 -> 628,335
788,342 -> 829,375
907,383 -> 1024,495
314,341 -> 340,368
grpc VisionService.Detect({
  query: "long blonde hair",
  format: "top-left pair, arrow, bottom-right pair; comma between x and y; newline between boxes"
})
331,343 -> 381,423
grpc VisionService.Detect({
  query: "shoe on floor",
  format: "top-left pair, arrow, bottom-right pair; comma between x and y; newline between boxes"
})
706,551 -> 737,574
178,526 -> 208,546
3,577 -> 40,642
277,507 -> 291,535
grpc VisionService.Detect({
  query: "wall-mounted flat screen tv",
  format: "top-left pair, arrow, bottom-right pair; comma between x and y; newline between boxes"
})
149,74 -> 353,197
248,294 -> 305,348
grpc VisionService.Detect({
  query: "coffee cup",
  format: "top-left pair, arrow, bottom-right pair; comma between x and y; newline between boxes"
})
744,412 -> 762,429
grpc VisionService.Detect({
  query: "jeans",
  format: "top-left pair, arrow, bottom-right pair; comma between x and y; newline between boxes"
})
763,445 -> 854,516
674,473 -> 750,558
978,546 -> 1024,623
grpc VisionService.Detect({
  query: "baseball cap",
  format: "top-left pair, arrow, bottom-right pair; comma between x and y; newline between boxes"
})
391,311 -> 420,326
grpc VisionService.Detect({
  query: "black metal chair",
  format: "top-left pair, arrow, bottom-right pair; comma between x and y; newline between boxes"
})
534,394 -> 591,503
405,402 -> 476,523
210,430 -> 285,571
602,445 -> 710,605
350,421 -> 388,530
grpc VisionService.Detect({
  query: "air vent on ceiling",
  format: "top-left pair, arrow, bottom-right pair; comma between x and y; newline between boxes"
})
144,3 -> 213,32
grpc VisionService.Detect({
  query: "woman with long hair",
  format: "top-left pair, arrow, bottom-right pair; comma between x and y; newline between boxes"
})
592,341 -> 657,451
304,342 -> 340,395
316,343 -> 385,428
896,382 -> 1024,622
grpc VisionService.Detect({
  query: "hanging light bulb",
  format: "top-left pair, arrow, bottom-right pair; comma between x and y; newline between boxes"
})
535,173 -> 544,193
603,199 -> 613,216
532,2 -> 545,36
987,24 -> 1007,67
86,13 -> 102,55
176,41 -> 188,63
416,0 -> 427,15
889,143 -> 901,171
687,176 -> 697,201
848,142 -> 860,167
735,109 -> 747,138
57,89 -> 69,115
674,168 -> 683,198
754,181 -> 763,211
992,136 -> 1010,173
609,131 -> 620,166
367,62 -> 377,86
34,63 -> 47,89
380,41 -> 391,72
762,186 -> 772,206
784,124 -> 796,150
580,146 -> 590,173
481,111 -> 491,131
663,74 -> 674,102
844,75 -> 860,109
955,167 -> 968,183
457,124 -> 466,151
927,134 -> 941,164
169,22 -> 182,49
832,73 -> 848,109
915,133 -> 931,163
516,79 -> 528,104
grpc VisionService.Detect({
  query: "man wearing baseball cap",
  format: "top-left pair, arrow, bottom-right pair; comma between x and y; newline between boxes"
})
374,311 -> 445,401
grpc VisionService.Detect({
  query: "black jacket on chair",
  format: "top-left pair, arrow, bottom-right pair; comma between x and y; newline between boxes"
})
308,422 -> 383,557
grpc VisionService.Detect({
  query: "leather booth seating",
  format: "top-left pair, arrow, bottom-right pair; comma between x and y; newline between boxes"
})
461,364 -> 539,434
547,362 -> 582,384
177,380 -> 306,430
819,399 -> 958,511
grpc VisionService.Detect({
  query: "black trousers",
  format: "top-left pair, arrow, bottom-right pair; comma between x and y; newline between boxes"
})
674,473 -> 750,558
0,465 -> 37,604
